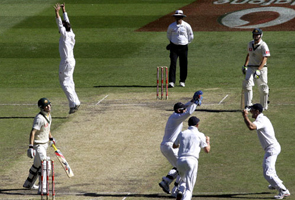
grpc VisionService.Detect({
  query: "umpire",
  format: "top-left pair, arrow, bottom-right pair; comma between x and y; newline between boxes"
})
167,10 -> 194,88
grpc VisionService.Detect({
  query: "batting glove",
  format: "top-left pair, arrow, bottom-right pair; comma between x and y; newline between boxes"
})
27,145 -> 35,159
253,69 -> 261,79
49,137 -> 56,146
242,65 -> 247,75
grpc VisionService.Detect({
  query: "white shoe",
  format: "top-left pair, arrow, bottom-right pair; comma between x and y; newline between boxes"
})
168,82 -> 174,88
274,189 -> 290,199
159,179 -> 170,194
268,185 -> 276,190
23,183 -> 38,190
179,82 -> 185,87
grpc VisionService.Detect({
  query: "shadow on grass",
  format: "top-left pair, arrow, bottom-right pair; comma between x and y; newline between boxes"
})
0,117 -> 68,119
94,85 -> 155,88
0,189 -> 272,199
80,192 -> 273,199
165,109 -> 242,113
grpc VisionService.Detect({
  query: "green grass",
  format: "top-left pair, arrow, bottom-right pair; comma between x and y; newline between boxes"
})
1,0 -> 295,199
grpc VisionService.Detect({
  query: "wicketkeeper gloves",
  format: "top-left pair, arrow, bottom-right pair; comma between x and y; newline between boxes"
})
27,145 -> 35,159
193,90 -> 203,106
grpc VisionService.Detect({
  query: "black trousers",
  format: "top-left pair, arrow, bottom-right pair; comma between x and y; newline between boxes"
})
169,43 -> 188,84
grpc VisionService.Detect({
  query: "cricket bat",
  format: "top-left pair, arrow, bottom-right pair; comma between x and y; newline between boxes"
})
51,144 -> 74,178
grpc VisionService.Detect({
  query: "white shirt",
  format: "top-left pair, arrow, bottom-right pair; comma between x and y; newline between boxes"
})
161,101 -> 197,144
167,20 -> 194,45
32,113 -> 52,144
174,126 -> 207,160
247,39 -> 270,66
253,113 -> 279,150
56,12 -> 75,62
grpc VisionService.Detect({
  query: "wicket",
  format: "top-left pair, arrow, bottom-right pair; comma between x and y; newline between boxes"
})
41,159 -> 55,200
156,66 -> 168,100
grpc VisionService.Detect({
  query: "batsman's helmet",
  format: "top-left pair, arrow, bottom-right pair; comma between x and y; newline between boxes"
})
38,98 -> 51,108
252,28 -> 263,35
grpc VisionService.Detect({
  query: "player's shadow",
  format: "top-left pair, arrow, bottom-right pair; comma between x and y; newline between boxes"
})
94,85 -> 154,88
0,116 -> 68,119
81,192 -> 272,199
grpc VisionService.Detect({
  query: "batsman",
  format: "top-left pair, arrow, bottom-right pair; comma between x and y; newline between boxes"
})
23,98 -> 56,195
242,28 -> 270,111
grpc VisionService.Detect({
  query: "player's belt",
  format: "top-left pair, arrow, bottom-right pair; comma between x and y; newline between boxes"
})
248,65 -> 267,67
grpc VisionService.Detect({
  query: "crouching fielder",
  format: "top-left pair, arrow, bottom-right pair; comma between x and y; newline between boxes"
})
23,98 -> 56,194
173,116 -> 210,200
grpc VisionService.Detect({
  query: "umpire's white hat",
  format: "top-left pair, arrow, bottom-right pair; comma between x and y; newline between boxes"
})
173,10 -> 186,17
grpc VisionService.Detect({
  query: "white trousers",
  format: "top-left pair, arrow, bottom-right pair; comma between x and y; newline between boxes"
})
243,67 -> 269,109
177,157 -> 198,200
59,59 -> 80,108
263,144 -> 287,191
160,142 -> 178,167
160,143 -> 179,184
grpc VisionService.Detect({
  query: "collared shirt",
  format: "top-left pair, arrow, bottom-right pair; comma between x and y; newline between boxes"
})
253,113 -> 279,150
167,20 -> 194,45
247,39 -> 270,66
174,126 -> 207,160
56,12 -> 75,61
33,113 -> 52,144
161,101 -> 197,144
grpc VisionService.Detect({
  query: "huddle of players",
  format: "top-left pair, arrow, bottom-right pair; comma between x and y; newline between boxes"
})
159,90 -> 290,200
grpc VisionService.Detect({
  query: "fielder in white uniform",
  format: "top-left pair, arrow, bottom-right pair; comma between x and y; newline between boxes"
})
173,116 -> 210,200
242,28 -> 270,110
159,91 -> 203,196
54,3 -> 80,114
242,103 -> 290,200
23,98 -> 56,194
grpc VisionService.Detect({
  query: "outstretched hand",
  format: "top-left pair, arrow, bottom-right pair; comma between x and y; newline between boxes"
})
61,2 -> 66,12
54,3 -> 61,11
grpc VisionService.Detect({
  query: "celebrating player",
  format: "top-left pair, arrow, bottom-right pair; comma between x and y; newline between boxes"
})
242,103 -> 290,199
23,98 -> 56,194
159,91 -> 203,197
242,28 -> 270,110
54,3 -> 80,114
173,116 -> 210,200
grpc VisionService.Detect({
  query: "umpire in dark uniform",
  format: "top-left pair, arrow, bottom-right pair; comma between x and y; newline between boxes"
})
167,10 -> 194,88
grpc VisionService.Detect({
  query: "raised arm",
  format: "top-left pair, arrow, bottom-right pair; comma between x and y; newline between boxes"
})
54,3 -> 61,19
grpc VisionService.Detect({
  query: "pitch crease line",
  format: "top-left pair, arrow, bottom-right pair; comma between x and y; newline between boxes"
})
218,95 -> 229,105
122,192 -> 131,200
96,95 -> 109,105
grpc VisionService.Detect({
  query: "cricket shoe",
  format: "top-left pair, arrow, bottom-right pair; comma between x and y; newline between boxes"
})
176,191 -> 183,200
159,178 -> 170,194
179,82 -> 185,87
274,189 -> 290,199
69,105 -> 80,114
168,82 -> 174,88
23,183 -> 38,190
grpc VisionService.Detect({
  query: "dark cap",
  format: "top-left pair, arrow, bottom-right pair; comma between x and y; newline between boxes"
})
250,103 -> 263,113
174,102 -> 188,112
188,116 -> 200,126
